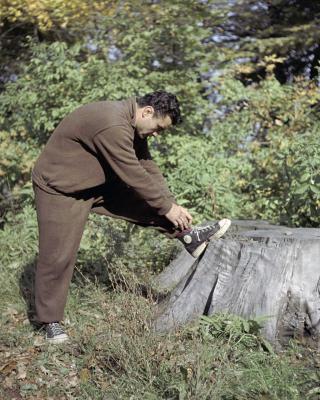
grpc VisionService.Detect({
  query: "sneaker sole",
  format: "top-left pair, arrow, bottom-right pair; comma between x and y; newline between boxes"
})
46,334 -> 69,344
191,219 -> 231,258
192,242 -> 208,258
209,218 -> 231,240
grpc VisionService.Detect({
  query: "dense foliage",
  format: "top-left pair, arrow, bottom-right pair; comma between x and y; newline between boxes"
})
1,0 -> 319,227
0,0 -> 117,34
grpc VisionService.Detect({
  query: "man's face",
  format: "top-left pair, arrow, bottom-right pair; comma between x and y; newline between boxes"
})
136,106 -> 172,138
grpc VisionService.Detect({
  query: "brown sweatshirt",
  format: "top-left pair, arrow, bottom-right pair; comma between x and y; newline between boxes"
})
32,97 -> 174,215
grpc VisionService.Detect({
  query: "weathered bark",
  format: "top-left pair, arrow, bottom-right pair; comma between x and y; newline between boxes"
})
154,220 -> 320,346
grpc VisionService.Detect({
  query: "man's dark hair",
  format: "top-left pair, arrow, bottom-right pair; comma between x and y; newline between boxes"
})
136,90 -> 182,125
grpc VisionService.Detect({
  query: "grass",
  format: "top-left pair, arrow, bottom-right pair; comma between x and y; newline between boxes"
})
1,206 -> 320,399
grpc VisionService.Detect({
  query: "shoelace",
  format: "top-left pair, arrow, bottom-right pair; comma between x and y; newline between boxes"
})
48,322 -> 65,336
190,224 -> 218,242
193,225 -> 214,232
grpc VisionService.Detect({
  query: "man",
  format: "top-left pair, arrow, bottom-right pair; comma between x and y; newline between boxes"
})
32,90 -> 231,343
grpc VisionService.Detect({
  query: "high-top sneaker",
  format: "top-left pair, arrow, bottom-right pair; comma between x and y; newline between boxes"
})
45,322 -> 69,343
177,218 -> 231,258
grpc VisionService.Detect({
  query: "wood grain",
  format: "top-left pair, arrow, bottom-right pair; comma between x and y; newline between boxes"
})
153,221 -> 320,346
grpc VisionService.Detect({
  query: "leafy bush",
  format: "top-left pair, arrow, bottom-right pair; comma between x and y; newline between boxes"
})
1,0 -> 319,228
0,0 -> 117,34
0,205 -> 38,268
208,75 -> 320,226
199,313 -> 274,353
152,133 -> 250,222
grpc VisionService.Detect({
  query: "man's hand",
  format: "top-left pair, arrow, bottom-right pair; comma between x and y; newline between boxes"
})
165,203 -> 193,231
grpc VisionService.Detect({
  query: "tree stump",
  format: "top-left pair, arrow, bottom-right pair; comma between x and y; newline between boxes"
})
153,220 -> 320,347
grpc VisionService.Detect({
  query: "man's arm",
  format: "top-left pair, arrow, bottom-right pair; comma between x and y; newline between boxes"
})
93,126 -> 172,215
134,136 -> 176,203
134,137 -> 193,229
139,159 -> 176,203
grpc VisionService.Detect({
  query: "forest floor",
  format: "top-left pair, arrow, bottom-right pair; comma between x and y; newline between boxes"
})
1,260 -> 320,400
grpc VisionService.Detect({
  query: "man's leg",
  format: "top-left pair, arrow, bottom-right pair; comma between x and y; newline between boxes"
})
91,181 -> 231,257
33,184 -> 93,324
91,181 -> 177,237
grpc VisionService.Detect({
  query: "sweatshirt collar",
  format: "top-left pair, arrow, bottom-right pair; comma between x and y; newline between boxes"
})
129,96 -> 137,128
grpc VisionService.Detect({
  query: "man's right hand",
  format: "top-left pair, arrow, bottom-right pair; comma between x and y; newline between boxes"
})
165,203 -> 193,231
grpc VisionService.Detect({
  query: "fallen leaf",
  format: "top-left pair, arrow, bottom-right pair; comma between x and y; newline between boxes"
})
66,374 -> 79,388
17,362 -> 27,380
4,307 -> 18,316
80,368 -> 90,383
0,360 -> 17,375
33,335 -> 45,347
39,365 -> 51,375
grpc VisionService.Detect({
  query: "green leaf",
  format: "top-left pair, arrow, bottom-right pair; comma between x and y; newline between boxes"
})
310,185 -> 320,195
260,337 -> 275,354
242,320 -> 250,333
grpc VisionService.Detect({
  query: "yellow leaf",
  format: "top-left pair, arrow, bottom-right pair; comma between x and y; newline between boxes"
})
80,368 -> 90,383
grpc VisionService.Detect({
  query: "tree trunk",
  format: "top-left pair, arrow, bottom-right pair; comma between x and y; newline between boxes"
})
153,220 -> 320,347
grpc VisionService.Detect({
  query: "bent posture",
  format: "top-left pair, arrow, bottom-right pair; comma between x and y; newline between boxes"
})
32,90 -> 230,343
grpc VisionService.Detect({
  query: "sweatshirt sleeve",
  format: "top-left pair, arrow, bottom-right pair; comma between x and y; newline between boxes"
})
93,125 -> 173,215
135,137 -> 177,204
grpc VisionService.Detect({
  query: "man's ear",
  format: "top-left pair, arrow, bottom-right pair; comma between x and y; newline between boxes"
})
142,106 -> 154,118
